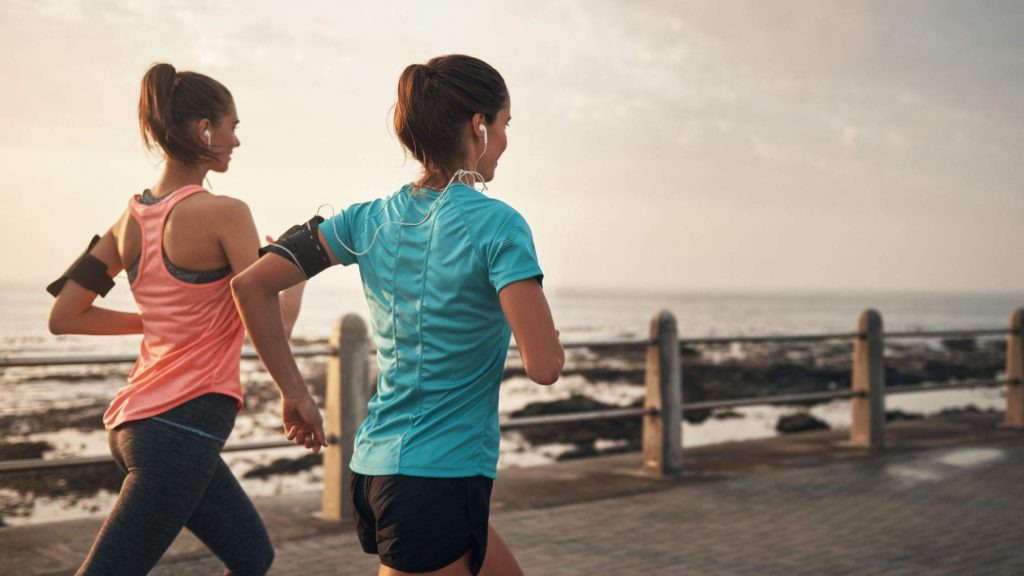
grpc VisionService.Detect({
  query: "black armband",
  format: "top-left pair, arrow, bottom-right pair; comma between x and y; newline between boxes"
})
258,215 -> 331,279
46,235 -> 116,297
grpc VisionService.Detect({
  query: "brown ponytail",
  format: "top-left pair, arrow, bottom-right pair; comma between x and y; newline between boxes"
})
393,55 -> 508,183
138,63 -> 233,165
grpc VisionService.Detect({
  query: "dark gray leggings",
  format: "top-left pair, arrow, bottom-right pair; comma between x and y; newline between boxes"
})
77,394 -> 274,576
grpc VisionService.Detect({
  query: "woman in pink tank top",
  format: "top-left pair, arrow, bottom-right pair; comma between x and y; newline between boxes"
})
47,63 -> 324,576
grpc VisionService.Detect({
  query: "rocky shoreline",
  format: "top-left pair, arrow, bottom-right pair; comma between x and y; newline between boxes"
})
0,335 -> 1008,524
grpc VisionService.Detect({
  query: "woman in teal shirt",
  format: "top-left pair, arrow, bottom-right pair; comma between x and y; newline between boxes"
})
233,55 -> 563,575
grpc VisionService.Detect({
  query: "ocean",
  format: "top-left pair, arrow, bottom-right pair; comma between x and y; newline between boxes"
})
5,281 -> 1021,351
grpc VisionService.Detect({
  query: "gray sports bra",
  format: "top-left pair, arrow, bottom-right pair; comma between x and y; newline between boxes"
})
126,189 -> 232,284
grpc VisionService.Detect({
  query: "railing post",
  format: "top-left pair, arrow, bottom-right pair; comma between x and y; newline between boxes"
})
850,309 -> 885,448
1005,308 -> 1024,429
643,311 -> 682,476
321,314 -> 371,521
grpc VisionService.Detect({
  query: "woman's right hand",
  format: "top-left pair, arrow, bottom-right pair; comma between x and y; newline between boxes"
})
282,393 -> 327,453
231,233 -> 327,453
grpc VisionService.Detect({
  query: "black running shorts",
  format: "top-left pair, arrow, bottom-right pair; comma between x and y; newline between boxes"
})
350,473 -> 494,574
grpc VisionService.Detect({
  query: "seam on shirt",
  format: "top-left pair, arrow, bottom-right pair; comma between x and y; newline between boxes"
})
413,195 -> 440,441
327,206 -> 357,267
126,210 -> 146,285
446,187 -> 491,271
474,404 -> 487,474
353,195 -> 391,258
391,192 -> 418,471
493,266 -> 545,294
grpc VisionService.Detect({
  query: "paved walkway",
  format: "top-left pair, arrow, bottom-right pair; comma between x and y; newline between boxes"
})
6,415 -> 1024,575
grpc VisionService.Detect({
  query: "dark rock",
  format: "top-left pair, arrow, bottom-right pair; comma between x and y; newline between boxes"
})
775,413 -> 829,434
942,338 -> 977,353
555,441 -> 634,461
243,452 -> 322,479
507,394 -> 642,449
679,345 -> 701,358
937,405 -> 1000,417
886,410 -> 924,422
0,462 -> 123,501
682,379 -> 712,424
0,405 -> 106,436
503,365 -> 644,385
0,441 -> 52,461
712,410 -> 744,420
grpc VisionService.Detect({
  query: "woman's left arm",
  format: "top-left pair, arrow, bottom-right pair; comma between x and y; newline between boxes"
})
48,228 -> 143,336
231,249 -> 328,452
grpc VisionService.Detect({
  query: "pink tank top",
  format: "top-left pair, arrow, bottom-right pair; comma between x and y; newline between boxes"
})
103,185 -> 245,429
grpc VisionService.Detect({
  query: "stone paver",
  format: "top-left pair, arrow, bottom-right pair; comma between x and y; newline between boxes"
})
149,436 -> 1024,575
7,417 -> 1023,575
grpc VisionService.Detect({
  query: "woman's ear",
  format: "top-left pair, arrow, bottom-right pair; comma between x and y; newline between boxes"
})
471,112 -> 487,142
197,118 -> 212,145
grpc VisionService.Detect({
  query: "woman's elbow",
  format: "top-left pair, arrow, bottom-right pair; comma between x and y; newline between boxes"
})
526,358 -> 563,386
230,274 -> 257,306
47,311 -> 68,335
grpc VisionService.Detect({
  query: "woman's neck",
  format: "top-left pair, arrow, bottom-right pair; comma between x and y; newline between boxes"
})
418,151 -> 478,190
151,159 -> 208,198
417,172 -> 451,191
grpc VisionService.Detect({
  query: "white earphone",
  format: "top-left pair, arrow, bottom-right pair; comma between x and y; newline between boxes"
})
204,129 -> 211,147
479,123 -> 487,144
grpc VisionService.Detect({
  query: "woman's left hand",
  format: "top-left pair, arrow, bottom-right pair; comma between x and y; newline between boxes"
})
282,394 -> 328,453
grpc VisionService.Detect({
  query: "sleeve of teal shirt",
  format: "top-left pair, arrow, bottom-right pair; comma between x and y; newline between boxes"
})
487,210 -> 544,293
317,207 -> 358,267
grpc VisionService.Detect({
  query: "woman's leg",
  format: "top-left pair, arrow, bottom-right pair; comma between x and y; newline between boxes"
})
77,394 -> 239,576
76,418 -> 227,575
362,473 -> 520,576
184,457 -> 274,576
377,525 -> 522,576
478,525 -> 524,576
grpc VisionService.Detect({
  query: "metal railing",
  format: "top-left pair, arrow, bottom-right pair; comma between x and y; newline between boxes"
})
2,307 -> 1022,521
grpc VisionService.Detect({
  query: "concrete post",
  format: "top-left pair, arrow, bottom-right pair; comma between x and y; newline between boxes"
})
850,309 -> 886,448
1005,308 -> 1024,429
321,314 -> 371,521
643,311 -> 683,476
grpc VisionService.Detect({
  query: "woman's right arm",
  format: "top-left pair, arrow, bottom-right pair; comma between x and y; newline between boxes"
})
499,279 -> 563,385
218,199 -> 326,452
48,224 -> 143,336
230,227 -> 341,452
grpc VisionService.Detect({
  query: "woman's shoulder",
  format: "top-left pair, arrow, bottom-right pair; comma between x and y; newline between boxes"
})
203,193 -> 251,216
447,186 -> 531,248
175,193 -> 253,228
448,184 -> 523,220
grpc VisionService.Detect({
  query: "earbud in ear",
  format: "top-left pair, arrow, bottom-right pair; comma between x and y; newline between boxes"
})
478,124 -> 488,144
204,129 -> 212,147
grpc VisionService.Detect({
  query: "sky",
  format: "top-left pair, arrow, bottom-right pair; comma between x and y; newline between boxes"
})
1,0 -> 1022,295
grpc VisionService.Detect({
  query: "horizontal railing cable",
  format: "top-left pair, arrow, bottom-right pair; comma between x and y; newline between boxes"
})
886,379 -> 1008,395
499,406 -> 651,430
679,332 -> 863,345
0,439 -> 304,474
509,338 -> 652,352
682,389 -> 861,412
0,346 -> 335,368
884,328 -> 1010,340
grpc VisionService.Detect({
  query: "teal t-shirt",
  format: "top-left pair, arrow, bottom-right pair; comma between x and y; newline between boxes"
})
319,183 -> 544,479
